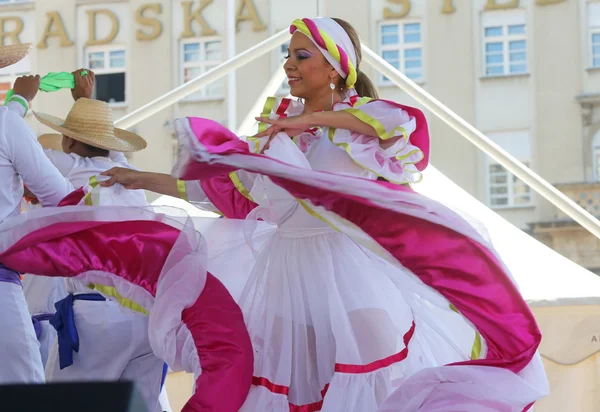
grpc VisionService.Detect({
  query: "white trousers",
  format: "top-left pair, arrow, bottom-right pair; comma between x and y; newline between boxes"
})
159,386 -> 173,412
45,298 -> 163,412
0,282 -> 45,383
36,320 -> 56,368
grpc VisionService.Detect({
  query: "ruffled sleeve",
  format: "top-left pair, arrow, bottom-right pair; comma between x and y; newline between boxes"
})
331,96 -> 430,184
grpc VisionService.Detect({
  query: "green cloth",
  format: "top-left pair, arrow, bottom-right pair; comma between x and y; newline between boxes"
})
4,70 -> 88,103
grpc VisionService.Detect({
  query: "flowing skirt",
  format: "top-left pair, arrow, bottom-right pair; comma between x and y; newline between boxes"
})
172,116 -> 550,411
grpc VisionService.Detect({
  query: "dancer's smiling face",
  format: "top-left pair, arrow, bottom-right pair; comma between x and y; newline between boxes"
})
283,32 -> 340,101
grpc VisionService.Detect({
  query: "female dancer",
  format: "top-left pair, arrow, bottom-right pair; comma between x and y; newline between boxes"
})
101,17 -> 548,411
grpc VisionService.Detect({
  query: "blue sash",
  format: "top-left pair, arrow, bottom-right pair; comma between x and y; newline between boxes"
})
50,293 -> 106,369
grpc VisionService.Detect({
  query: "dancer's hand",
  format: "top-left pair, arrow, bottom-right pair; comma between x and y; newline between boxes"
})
71,69 -> 95,101
100,167 -> 145,190
13,75 -> 40,102
254,114 -> 312,138
23,185 -> 39,205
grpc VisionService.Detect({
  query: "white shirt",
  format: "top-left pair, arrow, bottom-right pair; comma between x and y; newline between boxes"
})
43,149 -> 138,189
41,148 -> 149,295
0,98 -> 73,223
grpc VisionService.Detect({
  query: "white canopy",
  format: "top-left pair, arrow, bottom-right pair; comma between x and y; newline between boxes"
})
416,166 -> 600,412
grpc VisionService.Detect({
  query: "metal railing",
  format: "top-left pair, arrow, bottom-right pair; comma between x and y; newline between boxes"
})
115,30 -> 600,240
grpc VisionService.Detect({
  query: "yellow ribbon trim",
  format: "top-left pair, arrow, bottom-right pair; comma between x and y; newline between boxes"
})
88,283 -> 149,315
228,95 -> 283,203
291,19 -> 358,88
229,171 -> 254,202
296,199 -> 342,232
83,175 -> 100,206
450,303 -> 482,360
327,128 -> 417,185
343,107 -> 409,142
247,96 -> 277,154
176,179 -> 188,201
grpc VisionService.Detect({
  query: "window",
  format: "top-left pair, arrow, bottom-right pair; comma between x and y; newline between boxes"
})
276,42 -> 290,96
482,12 -> 527,76
86,46 -> 126,104
589,3 -> 600,67
485,131 -> 532,208
593,130 -> 600,180
379,21 -> 423,84
181,38 -> 222,100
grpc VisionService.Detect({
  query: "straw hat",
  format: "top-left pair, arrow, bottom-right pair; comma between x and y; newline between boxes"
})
0,43 -> 31,69
37,133 -> 63,151
33,98 -> 147,152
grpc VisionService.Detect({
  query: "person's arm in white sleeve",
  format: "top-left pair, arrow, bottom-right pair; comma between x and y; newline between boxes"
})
4,111 -> 73,206
5,93 -> 29,118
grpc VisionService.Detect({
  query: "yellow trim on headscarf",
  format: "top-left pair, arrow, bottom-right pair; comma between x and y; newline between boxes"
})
88,283 -> 149,315
176,179 -> 188,201
291,19 -> 358,88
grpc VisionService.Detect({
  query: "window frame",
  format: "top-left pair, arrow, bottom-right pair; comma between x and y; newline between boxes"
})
0,0 -> 31,4
481,11 -> 528,77
484,130 -> 532,209
84,44 -> 127,107
589,2 -> 600,68
592,130 -> 600,181
180,36 -> 223,101
486,161 -> 533,208
377,19 -> 424,86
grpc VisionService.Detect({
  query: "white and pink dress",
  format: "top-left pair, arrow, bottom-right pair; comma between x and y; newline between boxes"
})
171,90 -> 549,411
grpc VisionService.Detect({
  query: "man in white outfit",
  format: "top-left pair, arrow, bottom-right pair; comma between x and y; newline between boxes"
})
30,85 -> 167,412
0,44 -> 74,383
21,69 -> 96,369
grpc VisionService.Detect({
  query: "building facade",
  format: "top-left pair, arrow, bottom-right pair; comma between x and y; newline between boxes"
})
1,0 -> 598,271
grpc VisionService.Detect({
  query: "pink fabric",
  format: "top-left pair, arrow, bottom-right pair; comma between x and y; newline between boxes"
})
184,117 -> 259,219
0,214 -> 253,411
268,176 -> 540,373
181,273 -> 253,412
58,187 -> 86,206
176,117 -> 540,376
336,98 -> 430,171
200,175 -> 258,219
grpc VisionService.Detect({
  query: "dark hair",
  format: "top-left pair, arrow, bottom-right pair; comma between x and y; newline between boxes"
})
82,142 -> 109,157
332,18 -> 379,99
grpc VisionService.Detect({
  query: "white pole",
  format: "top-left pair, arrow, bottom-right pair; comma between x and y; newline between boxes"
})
115,29 -> 290,130
316,0 -> 326,17
226,0 -> 237,131
361,44 -> 600,240
236,68 -> 287,135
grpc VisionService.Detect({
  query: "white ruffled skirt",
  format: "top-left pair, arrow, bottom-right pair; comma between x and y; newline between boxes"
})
197,205 -> 478,411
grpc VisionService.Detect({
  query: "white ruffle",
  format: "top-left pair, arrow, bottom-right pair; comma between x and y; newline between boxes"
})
0,205 -> 204,378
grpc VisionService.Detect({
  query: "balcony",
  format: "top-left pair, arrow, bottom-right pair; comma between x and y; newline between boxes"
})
528,182 -> 600,273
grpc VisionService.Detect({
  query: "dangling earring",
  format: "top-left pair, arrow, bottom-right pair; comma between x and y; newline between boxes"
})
330,81 -> 335,107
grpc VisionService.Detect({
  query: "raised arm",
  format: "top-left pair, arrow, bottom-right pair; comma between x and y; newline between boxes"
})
4,110 -> 73,206
4,76 -> 73,206
255,111 -> 377,139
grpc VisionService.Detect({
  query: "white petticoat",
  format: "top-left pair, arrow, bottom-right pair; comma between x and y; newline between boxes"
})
197,179 -> 479,411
